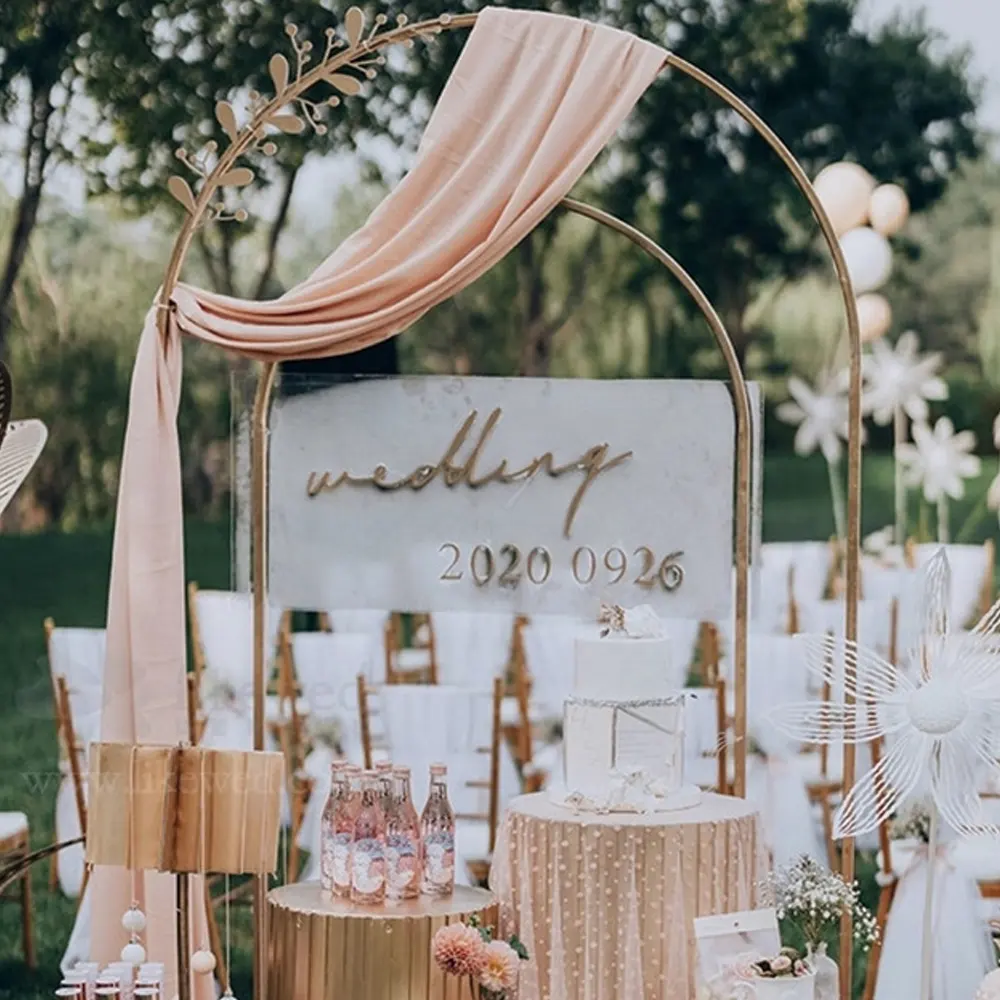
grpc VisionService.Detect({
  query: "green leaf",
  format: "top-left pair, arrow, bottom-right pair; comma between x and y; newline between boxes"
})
327,72 -> 362,97
269,54 -> 289,95
219,167 -> 255,187
269,113 -> 305,135
344,7 -> 365,48
167,176 -> 196,214
215,101 -> 238,142
508,935 -> 529,961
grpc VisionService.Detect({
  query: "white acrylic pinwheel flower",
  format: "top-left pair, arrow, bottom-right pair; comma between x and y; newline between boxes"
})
769,549 -> 1000,839
862,330 -> 948,426
897,417 -> 981,502
777,374 -> 857,463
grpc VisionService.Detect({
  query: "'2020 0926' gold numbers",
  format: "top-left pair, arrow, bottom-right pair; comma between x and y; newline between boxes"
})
438,543 -> 683,591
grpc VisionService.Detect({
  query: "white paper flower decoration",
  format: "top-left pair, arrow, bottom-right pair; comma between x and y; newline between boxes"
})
777,374 -> 857,463
988,414 -> 1000,523
897,417 -> 981,502
862,331 -> 947,426
769,550 -> 1000,838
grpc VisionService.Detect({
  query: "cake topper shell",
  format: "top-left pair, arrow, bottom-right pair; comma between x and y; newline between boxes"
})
597,603 -> 663,639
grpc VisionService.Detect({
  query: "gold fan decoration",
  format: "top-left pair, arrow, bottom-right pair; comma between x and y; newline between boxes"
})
167,6 -> 452,229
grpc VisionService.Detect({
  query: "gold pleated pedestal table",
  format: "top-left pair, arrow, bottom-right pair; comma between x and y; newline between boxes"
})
490,792 -> 762,1000
267,883 -> 496,1000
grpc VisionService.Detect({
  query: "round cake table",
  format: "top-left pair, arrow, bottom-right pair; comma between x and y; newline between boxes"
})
490,792 -> 762,1000
267,883 -> 496,1000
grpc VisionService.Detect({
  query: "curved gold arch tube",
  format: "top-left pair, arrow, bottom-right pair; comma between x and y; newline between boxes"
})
152,14 -> 862,996
561,196 -> 755,799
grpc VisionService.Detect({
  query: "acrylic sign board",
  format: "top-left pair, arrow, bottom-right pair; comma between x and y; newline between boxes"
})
265,375 -> 753,618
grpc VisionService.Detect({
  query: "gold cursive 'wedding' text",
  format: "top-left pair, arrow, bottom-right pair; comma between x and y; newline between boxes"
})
305,407 -> 632,538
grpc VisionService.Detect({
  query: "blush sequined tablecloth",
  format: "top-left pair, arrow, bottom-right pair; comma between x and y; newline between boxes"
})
489,792 -> 762,1000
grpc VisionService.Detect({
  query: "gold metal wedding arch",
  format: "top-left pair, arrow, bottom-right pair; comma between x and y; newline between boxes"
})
149,9 -> 863,999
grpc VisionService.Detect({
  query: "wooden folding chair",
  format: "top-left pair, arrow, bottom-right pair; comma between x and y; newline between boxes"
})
357,676 -> 505,883
187,581 -> 290,743
0,811 -> 34,969
509,617 -> 537,783
459,677 -> 504,885
44,617 -> 99,900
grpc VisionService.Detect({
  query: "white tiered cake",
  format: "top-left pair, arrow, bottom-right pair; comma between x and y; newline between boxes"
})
554,604 -> 700,813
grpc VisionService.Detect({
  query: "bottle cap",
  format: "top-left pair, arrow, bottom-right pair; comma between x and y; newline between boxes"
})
393,765 -> 411,776
375,760 -> 393,771
430,762 -> 447,775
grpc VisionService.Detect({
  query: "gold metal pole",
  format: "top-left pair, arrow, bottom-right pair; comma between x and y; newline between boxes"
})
664,58 -> 863,998
176,874 -> 191,1000
250,361 -> 278,998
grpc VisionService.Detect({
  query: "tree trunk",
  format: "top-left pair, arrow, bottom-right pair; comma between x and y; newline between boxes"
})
0,86 -> 55,355
253,161 -> 301,300
517,236 -> 548,376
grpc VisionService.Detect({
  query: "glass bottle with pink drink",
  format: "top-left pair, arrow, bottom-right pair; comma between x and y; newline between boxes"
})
375,760 -> 394,814
350,772 -> 386,905
330,765 -> 361,898
385,766 -> 421,901
419,763 -> 455,896
319,761 -> 348,897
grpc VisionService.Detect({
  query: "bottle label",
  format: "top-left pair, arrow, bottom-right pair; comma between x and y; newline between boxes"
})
386,834 -> 420,894
352,837 -> 385,893
331,833 -> 352,889
423,831 -> 455,887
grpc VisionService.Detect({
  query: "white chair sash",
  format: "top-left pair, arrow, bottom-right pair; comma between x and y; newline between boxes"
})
429,611 -> 516,687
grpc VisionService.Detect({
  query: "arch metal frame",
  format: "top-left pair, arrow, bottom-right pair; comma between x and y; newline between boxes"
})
150,11 -> 863,1000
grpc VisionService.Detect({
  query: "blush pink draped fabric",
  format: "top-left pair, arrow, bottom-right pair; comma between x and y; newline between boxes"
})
92,7 -> 666,992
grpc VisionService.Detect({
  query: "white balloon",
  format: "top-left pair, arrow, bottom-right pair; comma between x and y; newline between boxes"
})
121,942 -> 147,966
814,162 -> 875,236
840,227 -> 893,294
869,183 -> 910,237
856,293 -> 892,343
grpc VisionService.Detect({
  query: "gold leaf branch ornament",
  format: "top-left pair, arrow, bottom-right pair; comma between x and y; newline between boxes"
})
164,6 -> 447,228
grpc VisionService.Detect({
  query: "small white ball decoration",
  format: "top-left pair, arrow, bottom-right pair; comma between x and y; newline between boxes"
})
191,949 -> 217,975
121,941 -> 147,965
122,906 -> 147,934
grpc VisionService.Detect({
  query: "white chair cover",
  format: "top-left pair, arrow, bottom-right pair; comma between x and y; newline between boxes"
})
874,834 -> 994,1000
683,686 -> 722,789
325,609 -> 390,672
48,627 -> 106,898
661,618 -> 701,686
292,631 -> 379,881
741,634 -> 826,866
911,543 -> 990,630
61,884 -> 91,973
379,685 -> 520,885
326,609 -> 390,634
760,542 -> 832,603
746,755 -> 826,867
194,590 -> 282,750
520,617 -> 594,720
797,598 -> 895,661
429,611 -> 516,687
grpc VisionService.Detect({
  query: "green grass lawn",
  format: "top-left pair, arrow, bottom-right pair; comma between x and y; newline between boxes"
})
0,453 -> 993,996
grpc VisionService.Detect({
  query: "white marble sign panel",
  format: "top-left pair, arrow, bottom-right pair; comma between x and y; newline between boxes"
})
268,376 -> 742,618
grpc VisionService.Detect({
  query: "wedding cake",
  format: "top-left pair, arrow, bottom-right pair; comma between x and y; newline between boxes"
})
555,604 -> 700,813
